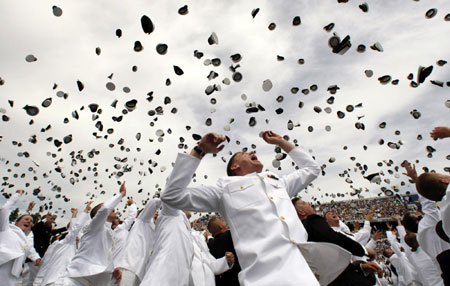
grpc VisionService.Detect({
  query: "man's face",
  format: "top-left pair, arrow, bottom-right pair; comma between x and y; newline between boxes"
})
325,212 -> 340,226
232,151 -> 263,175
16,215 -> 33,232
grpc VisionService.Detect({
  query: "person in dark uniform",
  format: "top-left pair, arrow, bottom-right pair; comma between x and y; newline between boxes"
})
207,216 -> 241,286
292,198 -> 381,286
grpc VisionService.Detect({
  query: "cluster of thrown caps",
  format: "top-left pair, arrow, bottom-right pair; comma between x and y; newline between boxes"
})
5,4 -> 450,202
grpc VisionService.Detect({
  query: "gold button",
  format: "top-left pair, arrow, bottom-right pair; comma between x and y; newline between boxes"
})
240,186 -> 243,190
269,196 -> 274,200
291,239 -> 297,243
275,184 -> 278,187
261,176 -> 264,179
280,216 -> 285,220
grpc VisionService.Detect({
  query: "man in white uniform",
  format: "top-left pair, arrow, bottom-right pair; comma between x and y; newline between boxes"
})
113,198 -> 161,286
161,131 -> 323,286
139,203 -> 194,286
33,202 -> 92,286
0,190 -> 41,286
62,182 -> 127,286
190,229 -> 234,286
111,198 -> 137,263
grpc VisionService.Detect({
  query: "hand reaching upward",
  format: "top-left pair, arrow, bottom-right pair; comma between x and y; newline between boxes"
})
120,182 -> 127,197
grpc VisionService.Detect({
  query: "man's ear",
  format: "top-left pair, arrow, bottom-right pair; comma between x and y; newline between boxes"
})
230,163 -> 240,173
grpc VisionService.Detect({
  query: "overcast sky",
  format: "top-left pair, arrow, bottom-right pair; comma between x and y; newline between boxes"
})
1,0 -> 449,225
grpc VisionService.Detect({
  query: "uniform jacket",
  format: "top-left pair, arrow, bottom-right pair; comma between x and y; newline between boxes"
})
207,230 -> 241,286
65,194 -> 123,278
0,193 -> 40,278
139,202 -> 193,286
114,198 -> 161,281
162,146 -> 350,286
33,211 -> 89,286
190,230 -> 231,286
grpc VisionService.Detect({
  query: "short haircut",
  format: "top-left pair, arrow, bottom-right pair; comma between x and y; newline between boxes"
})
291,197 -> 300,206
416,172 -> 446,201
207,216 -> 221,235
404,233 -> 419,252
90,203 -> 103,219
382,249 -> 391,258
226,152 -> 242,176
402,212 -> 419,233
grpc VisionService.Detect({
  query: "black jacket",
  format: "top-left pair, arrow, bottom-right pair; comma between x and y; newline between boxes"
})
302,214 -> 374,286
207,230 -> 241,286
32,221 -> 67,257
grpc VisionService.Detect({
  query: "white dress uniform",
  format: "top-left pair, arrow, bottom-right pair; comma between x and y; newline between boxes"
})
139,203 -> 193,286
440,184 -> 450,238
63,194 -> 123,286
111,203 -> 137,262
190,230 -> 231,286
114,198 -> 161,286
396,225 -> 444,286
0,193 -> 40,286
417,195 -> 450,261
386,230 -> 416,286
161,146 -> 349,286
33,211 -> 89,286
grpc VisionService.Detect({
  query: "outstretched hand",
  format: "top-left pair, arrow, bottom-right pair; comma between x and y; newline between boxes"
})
225,251 -> 235,266
84,201 -> 93,213
261,131 -> 283,145
430,126 -> 450,140
113,268 -> 122,284
401,161 -> 417,183
120,182 -> 127,197
197,133 -> 226,154
261,131 -> 295,153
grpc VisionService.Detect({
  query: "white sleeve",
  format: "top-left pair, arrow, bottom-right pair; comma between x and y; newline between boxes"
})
26,233 -> 41,261
418,194 -> 440,232
365,238 -> 376,250
386,231 -> 404,259
207,255 -> 231,275
138,198 -> 161,223
87,194 -> 123,232
116,203 -> 137,231
161,153 -> 222,212
441,185 -> 450,238
280,146 -> 321,198
0,193 -> 20,232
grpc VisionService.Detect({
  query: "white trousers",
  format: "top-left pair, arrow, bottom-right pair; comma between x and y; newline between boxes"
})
22,262 -> 40,286
0,260 -> 18,286
62,272 -> 112,286
116,269 -> 139,286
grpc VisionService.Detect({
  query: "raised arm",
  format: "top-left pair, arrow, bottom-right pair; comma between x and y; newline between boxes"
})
138,198 -> 161,223
0,190 -> 23,231
386,223 -> 404,259
88,183 -> 125,232
442,186 -> 450,237
161,133 -> 225,212
260,131 -> 321,198
116,198 -> 138,231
